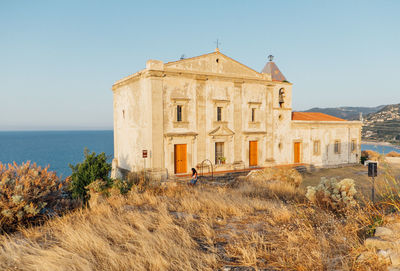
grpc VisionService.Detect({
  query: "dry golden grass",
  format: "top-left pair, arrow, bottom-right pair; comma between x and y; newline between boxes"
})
302,163 -> 400,201
0,169 -> 394,271
362,150 -> 382,161
245,167 -> 303,187
386,151 -> 400,157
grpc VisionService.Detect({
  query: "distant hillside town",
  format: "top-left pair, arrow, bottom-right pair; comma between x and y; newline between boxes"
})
306,104 -> 400,144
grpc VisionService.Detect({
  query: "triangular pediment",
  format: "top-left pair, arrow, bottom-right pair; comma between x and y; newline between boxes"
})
209,125 -> 235,137
165,51 -> 263,78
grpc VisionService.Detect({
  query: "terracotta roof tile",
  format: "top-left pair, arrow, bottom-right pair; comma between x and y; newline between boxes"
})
292,112 -> 346,121
261,61 -> 287,82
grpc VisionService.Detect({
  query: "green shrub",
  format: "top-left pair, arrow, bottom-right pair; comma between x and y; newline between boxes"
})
69,148 -> 111,203
112,179 -> 134,194
0,162 -> 77,233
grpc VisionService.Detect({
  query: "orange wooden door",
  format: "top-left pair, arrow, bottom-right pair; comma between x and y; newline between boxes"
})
249,141 -> 258,166
294,142 -> 301,163
174,144 -> 187,174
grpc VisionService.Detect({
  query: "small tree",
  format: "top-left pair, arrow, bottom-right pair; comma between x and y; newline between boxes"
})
69,148 -> 111,203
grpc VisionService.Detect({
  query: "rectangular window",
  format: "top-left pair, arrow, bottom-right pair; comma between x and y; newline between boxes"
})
334,140 -> 341,154
351,140 -> 356,152
215,142 -> 224,164
217,107 -> 222,121
313,140 -> 320,155
251,108 -> 256,122
177,105 -> 182,122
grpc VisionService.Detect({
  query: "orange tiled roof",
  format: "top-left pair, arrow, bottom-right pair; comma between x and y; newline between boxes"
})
292,112 -> 346,121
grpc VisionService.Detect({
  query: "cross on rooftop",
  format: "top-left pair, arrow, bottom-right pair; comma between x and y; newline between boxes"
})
215,39 -> 220,49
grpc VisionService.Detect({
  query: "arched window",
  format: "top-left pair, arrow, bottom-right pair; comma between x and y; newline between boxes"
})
279,88 -> 285,108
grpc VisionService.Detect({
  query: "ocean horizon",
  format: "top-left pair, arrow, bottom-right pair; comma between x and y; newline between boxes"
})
0,130 -> 113,178
361,143 -> 400,154
1,130 -> 399,178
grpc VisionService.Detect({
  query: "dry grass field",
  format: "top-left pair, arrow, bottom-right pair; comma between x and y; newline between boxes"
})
302,161 -> 400,201
0,166 -> 395,271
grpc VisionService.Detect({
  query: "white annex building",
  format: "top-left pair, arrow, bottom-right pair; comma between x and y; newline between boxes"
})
111,49 -> 362,178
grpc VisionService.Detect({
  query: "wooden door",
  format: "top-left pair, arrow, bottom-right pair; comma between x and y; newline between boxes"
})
294,142 -> 301,163
174,144 -> 187,174
249,141 -> 258,166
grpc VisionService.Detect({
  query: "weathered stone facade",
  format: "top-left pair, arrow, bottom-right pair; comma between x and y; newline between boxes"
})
111,49 -> 362,177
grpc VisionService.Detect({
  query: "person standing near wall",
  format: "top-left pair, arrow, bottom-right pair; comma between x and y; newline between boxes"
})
190,168 -> 198,185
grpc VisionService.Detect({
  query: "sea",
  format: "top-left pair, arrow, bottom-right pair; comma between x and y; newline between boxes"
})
361,143 -> 400,154
0,130 -> 113,178
0,130 -> 399,178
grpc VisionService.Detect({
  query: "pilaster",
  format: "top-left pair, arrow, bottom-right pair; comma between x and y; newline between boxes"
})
149,74 -> 164,169
196,77 -> 207,163
233,82 -> 243,163
266,84 -> 275,161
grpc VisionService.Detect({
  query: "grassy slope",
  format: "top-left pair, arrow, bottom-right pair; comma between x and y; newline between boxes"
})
302,163 -> 400,201
0,168 -> 394,271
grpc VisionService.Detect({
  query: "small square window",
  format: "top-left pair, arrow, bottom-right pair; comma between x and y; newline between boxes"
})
217,107 -> 222,121
334,140 -> 341,154
177,105 -> 182,122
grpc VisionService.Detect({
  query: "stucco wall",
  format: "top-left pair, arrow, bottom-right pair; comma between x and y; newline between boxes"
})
161,69 -> 277,174
291,122 -> 361,166
113,78 -> 153,171
272,83 -> 293,164
112,51 -> 362,177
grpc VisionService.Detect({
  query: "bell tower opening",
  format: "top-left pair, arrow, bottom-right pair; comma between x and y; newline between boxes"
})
279,88 -> 285,108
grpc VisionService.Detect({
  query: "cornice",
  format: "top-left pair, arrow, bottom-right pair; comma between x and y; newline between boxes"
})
112,67 -> 293,91
242,131 -> 267,135
164,132 -> 198,137
112,71 -> 143,91
162,68 -> 274,84
143,70 -> 164,78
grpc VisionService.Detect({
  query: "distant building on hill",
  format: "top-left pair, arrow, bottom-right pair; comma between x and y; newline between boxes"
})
111,49 -> 362,178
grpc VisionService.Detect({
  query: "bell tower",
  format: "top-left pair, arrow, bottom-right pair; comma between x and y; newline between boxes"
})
261,55 -> 293,164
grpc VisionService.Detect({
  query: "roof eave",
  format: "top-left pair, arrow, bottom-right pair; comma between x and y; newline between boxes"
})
292,120 -> 363,125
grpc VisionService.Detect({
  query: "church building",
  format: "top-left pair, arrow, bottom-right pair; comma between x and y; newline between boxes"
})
111,49 -> 362,178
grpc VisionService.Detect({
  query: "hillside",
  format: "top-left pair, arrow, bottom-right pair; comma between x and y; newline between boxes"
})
304,104 -> 400,144
0,167 -> 392,270
305,105 -> 384,120
363,104 -> 400,143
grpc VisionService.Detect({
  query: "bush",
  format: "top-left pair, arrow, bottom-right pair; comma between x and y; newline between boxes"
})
361,151 -> 368,164
112,179 -> 134,194
0,162 -> 76,233
69,148 -> 111,204
84,172 -> 154,207
306,177 -> 357,211
361,150 -> 381,162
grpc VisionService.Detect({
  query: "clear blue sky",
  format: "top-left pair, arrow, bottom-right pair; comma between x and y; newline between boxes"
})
1,0 -> 399,130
